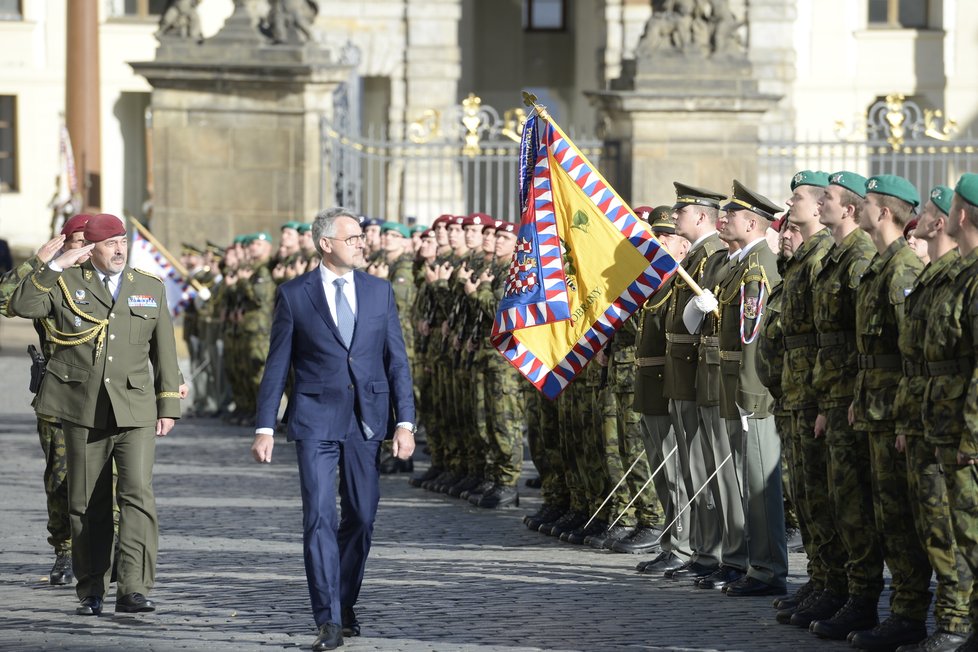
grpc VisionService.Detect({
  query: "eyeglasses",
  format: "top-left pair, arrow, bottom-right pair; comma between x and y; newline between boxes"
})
326,234 -> 366,246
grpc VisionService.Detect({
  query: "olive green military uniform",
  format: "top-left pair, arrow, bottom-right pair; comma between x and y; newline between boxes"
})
635,274 -> 691,560
717,239 -> 787,587
813,227 -> 883,602
194,268 -> 223,417
896,248 -> 972,636
238,261 -> 276,420
853,237 -> 932,622
781,227 -> 848,596
664,231 -> 727,567
9,260 -> 182,602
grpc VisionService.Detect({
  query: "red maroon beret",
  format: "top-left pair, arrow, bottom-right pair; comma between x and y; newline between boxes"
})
496,222 -> 518,233
84,213 -> 126,243
60,213 -> 94,236
431,214 -> 454,227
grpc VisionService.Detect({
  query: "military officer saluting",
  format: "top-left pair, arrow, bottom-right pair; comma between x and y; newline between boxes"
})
9,213 -> 182,617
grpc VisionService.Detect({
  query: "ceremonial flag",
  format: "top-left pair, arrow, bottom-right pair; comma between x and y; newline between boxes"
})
491,109 -> 679,399
48,123 -> 81,234
128,222 -> 195,317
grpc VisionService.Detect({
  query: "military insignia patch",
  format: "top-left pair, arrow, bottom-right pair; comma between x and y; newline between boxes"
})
867,178 -> 879,190
127,295 -> 159,308
74,316 -> 82,328
83,270 -> 93,281
127,272 -> 134,282
793,173 -> 803,186
75,289 -> 86,302
743,296 -> 759,319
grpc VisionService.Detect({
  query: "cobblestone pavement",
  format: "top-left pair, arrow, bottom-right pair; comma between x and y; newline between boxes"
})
0,318 -> 913,652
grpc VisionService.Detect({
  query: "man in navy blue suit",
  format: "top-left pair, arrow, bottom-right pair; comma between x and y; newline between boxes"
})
251,207 -> 416,651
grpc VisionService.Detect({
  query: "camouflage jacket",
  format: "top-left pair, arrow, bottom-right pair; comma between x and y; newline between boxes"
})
756,275 -> 785,408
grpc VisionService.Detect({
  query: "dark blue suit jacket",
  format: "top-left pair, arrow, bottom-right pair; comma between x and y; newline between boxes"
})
256,268 -> 415,440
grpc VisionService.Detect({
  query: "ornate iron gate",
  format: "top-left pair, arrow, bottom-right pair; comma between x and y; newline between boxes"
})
322,94 -> 606,223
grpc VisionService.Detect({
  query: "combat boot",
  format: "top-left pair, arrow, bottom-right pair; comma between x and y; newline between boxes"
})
789,589 -> 846,628
809,596 -> 878,640
447,476 -> 480,498
774,579 -> 818,610
49,549 -> 73,586
777,587 -> 822,624
465,479 -> 496,503
544,510 -> 587,537
585,523 -> 634,549
564,519 -> 606,545
477,485 -> 518,509
895,630 -> 968,652
524,503 -> 565,531
611,526 -> 663,554
408,466 -> 442,488
849,614 -> 927,651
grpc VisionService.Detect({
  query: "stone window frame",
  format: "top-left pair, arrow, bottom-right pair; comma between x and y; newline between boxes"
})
0,95 -> 17,193
868,0 -> 929,29
523,0 -> 566,32
0,0 -> 21,21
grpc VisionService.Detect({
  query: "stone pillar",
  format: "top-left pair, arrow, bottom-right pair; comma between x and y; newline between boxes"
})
130,5 -> 351,249
588,2 -> 781,206
66,0 -> 101,210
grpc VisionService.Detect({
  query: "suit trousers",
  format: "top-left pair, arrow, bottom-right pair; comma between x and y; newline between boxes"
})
640,414 -> 691,561
669,399 -> 720,565
703,407 -> 746,571
62,420 -> 158,600
295,434 -> 382,627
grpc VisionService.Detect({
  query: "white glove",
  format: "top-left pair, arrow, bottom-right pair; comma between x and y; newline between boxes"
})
737,404 -> 753,433
197,287 -> 212,302
692,290 -> 718,314
681,289 -> 718,334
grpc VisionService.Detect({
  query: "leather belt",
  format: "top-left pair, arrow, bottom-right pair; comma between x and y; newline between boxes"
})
719,350 -> 742,362
817,331 -> 855,347
666,333 -> 699,344
635,356 -> 666,367
700,336 -> 719,348
784,333 -> 818,350
925,357 -> 974,376
857,354 -> 902,370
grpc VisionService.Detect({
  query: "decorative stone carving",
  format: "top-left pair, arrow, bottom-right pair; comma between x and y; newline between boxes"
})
638,0 -> 745,59
155,0 -> 203,43
260,0 -> 319,45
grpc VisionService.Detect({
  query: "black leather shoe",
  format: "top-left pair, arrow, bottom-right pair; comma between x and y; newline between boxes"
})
341,606 -> 360,637
725,576 -> 787,597
611,526 -> 662,554
478,484 -> 519,508
639,551 -> 685,574
809,596 -> 878,640
789,589 -> 845,627
313,622 -> 344,651
849,614 -> 927,651
696,565 -> 744,590
75,595 -> 103,616
116,592 -> 156,613
667,560 -> 717,580
49,550 -> 74,586
773,579 -> 817,610
895,630 -> 968,652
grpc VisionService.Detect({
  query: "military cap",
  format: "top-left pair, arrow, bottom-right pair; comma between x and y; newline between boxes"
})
182,242 -> 205,256
866,175 -> 920,208
252,231 -> 273,243
828,170 -> 868,198
673,182 -> 726,210
650,214 -> 676,236
419,228 -> 434,238
496,222 -> 518,234
790,170 -> 830,190
382,221 -> 411,238
633,205 -> 654,221
926,185 -> 953,216
410,224 -> 428,234
84,213 -> 127,243
431,214 -> 454,227
771,216 -> 787,232
449,215 -> 466,226
281,221 -> 302,232
296,223 -> 312,234
650,205 -> 673,224
955,173 -> 978,207
206,240 -> 226,256
722,180 -> 781,221
361,217 -> 384,228
60,213 -> 93,236
463,212 -> 493,227
903,218 -> 919,240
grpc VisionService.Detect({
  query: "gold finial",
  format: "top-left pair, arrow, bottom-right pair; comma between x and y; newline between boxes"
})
461,93 -> 484,157
521,90 -> 550,121
884,93 -> 907,149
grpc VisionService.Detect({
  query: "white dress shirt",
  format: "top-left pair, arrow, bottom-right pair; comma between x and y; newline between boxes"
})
98,270 -> 123,302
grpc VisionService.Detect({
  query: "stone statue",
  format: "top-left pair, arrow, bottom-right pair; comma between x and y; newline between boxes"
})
155,0 -> 203,43
261,0 -> 319,45
638,0 -> 745,58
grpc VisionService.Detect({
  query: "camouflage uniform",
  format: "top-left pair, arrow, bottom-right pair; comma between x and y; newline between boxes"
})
781,228 -> 847,596
853,238 -> 931,622
812,227 -> 883,602
238,261 -> 276,420
896,248 -> 972,635
525,384 -> 568,509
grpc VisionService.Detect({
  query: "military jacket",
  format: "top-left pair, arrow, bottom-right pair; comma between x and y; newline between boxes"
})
894,249 -> 960,437
694,251 -> 737,406
633,274 -> 674,416
717,239 -> 781,420
921,249 -> 978,450
811,228 -> 876,409
238,261 -> 275,336
9,260 -> 182,429
852,238 -> 923,431
663,232 -> 727,401
756,273 -> 785,406
388,252 -> 416,316
779,228 -> 833,410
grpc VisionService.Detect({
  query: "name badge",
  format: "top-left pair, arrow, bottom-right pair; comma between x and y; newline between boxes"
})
127,295 -> 159,308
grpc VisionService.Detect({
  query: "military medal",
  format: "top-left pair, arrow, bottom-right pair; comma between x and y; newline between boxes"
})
75,289 -> 86,302
128,294 -> 159,308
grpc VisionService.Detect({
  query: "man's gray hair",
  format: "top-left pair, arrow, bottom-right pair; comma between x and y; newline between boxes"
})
312,207 -> 360,255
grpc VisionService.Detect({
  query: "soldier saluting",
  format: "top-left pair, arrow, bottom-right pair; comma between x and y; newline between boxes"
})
9,213 -> 182,617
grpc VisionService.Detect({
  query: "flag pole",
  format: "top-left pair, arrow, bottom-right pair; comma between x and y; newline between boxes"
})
521,93 -> 709,299
127,215 -> 205,293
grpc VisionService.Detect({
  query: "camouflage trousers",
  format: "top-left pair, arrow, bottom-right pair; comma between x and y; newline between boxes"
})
938,449 -> 978,626
37,417 -> 71,553
868,430 -> 933,621
462,363 -> 489,478
525,385 -> 568,508
612,380 -> 659,527
558,372 -> 605,515
794,407 -> 848,595
243,329 -> 271,418
483,356 -> 525,486
421,341 -> 447,469
825,405 -> 884,599
906,437 -> 972,634
774,413 -> 800,530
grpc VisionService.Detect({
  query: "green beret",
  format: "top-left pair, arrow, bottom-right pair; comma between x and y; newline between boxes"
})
828,171 -> 868,198
411,224 -> 428,234
253,231 -> 273,242
281,221 -> 302,232
928,185 -> 954,216
233,235 -> 248,245
383,221 -> 411,238
296,223 -> 312,234
866,175 -> 920,208
955,173 -> 978,208
790,170 -> 830,190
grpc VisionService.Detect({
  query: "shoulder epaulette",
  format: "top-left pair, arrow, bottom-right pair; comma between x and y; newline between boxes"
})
133,268 -> 164,284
